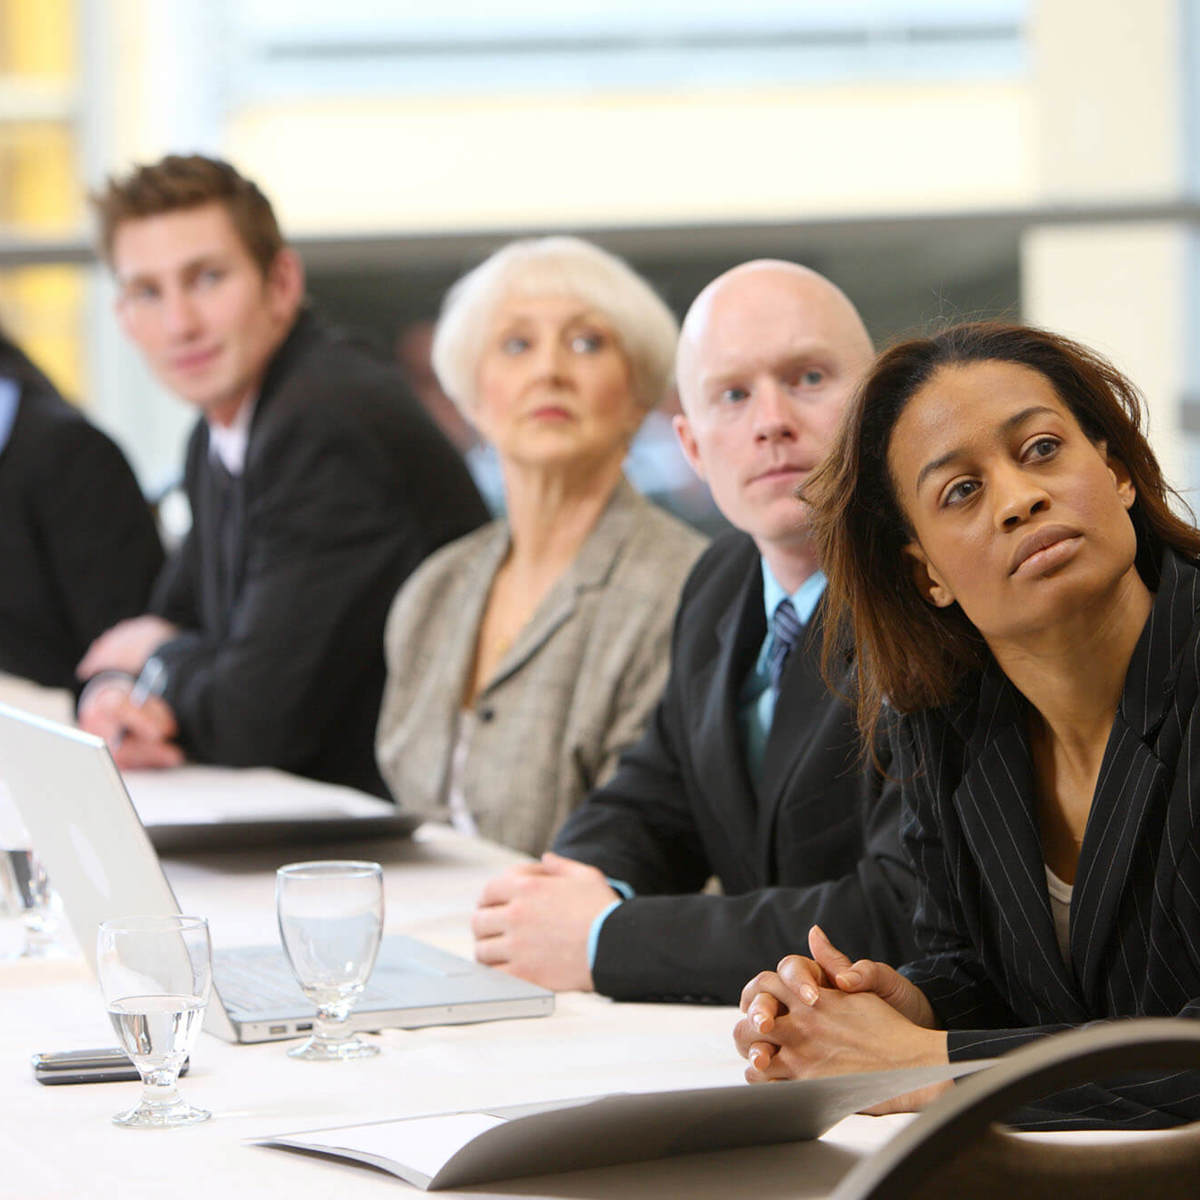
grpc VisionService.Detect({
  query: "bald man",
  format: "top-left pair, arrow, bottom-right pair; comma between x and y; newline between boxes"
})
472,261 -> 918,1003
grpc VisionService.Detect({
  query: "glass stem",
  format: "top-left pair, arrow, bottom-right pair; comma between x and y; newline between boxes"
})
140,1068 -> 181,1110
313,1003 -> 352,1045
21,904 -> 54,957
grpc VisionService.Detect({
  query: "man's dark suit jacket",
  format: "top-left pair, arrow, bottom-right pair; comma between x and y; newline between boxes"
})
552,530 -> 919,1004
0,378 -> 162,689
148,310 -> 488,796
898,548 -> 1200,1129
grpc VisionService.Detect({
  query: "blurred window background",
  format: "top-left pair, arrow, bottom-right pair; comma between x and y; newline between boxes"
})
1,0 -> 1197,529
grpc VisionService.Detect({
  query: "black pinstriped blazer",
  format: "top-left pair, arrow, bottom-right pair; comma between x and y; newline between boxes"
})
896,548 -> 1200,1129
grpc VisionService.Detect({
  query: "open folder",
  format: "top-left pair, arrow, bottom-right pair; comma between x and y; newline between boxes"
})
251,1061 -> 988,1191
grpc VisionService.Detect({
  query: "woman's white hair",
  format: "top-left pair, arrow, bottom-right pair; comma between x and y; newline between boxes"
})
431,236 -> 679,416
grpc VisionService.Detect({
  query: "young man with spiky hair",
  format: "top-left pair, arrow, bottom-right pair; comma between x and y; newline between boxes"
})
79,155 -> 487,796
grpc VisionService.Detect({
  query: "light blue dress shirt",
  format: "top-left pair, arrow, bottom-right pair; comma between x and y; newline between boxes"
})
737,561 -> 827,785
0,378 -> 20,455
586,558 -> 827,970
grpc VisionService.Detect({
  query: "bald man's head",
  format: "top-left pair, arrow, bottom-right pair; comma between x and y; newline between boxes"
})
672,260 -> 873,552
675,260 -> 872,414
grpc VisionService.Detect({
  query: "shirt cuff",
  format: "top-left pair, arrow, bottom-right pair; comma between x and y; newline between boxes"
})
75,670 -> 136,716
587,899 -> 624,971
606,877 -> 635,901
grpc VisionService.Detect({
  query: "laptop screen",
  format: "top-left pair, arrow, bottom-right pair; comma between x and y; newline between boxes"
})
0,704 -> 182,972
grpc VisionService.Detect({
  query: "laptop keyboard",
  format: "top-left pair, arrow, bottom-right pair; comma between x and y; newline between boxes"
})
214,946 -> 398,1014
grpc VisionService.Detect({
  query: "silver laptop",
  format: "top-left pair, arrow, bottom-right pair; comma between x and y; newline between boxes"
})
0,704 -> 554,1043
122,763 -> 422,853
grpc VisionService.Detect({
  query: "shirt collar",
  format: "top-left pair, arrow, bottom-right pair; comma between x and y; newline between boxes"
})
0,378 -> 20,454
207,396 -> 256,476
761,557 -> 826,626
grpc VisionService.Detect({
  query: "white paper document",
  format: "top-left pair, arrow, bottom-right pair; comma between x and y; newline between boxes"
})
252,1060 -> 990,1190
293,1112 -> 507,1180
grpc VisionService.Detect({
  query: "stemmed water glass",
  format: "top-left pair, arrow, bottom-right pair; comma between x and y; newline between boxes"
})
97,915 -> 212,1128
0,784 -> 59,958
0,844 -> 55,957
276,860 -> 384,1061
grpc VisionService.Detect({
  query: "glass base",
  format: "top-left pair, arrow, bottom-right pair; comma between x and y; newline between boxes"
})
0,916 -> 70,961
17,932 -> 70,960
287,1032 -> 380,1061
112,1099 -> 211,1129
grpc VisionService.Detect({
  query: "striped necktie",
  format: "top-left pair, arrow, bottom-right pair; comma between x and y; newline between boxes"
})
766,597 -> 802,691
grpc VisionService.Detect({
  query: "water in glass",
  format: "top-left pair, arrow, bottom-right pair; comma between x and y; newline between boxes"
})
97,915 -> 212,1127
108,994 -> 206,1076
276,860 -> 383,1061
0,791 -> 61,958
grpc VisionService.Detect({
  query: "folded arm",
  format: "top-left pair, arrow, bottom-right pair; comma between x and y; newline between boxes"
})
568,751 -> 917,1003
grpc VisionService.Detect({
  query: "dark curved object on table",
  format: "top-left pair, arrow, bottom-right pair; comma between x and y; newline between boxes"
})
831,1018 -> 1200,1200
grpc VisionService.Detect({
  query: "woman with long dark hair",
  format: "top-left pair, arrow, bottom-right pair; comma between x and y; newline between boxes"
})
733,322 -> 1200,1127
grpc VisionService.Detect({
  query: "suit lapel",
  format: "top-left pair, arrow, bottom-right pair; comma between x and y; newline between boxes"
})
205,320 -> 311,637
953,669 -> 1088,1018
1070,715 -> 1167,998
481,480 -> 636,694
492,585 -> 576,689
1071,551 -> 1197,998
392,526 -> 507,808
193,442 -> 245,639
757,607 -> 839,821
444,525 -> 509,703
688,559 -> 763,881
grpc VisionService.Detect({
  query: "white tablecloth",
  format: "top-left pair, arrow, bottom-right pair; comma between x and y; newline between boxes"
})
0,822 -> 914,1198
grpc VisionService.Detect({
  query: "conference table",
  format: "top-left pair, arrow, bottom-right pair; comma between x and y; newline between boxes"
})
0,805 -> 915,1200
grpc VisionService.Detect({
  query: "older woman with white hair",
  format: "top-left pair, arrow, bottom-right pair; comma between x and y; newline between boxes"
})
376,237 -> 706,855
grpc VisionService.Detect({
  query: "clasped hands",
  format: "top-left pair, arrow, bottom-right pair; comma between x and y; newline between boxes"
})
472,852 -> 620,992
76,616 -> 184,770
734,925 -> 951,1113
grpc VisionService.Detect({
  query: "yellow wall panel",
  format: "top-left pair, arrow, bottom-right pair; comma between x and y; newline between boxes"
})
1,0 -> 74,76
1,122 -> 78,227
0,265 -> 84,401
229,81 -> 1034,236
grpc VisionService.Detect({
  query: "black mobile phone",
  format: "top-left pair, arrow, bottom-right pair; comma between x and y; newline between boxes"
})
31,1047 -> 190,1085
